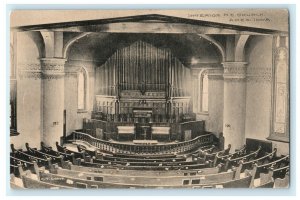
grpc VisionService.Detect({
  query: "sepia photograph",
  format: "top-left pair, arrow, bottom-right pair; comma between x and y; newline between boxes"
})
9,9 -> 290,190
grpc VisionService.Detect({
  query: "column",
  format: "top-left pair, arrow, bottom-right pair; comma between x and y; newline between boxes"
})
15,62 -> 43,149
207,68 -> 224,133
41,58 -> 66,147
222,62 -> 247,152
190,69 -> 201,113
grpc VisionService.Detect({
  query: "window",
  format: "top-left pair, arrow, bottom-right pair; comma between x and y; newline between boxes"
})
77,68 -> 88,111
201,73 -> 209,112
198,70 -> 209,113
268,36 -> 289,142
10,32 -> 17,132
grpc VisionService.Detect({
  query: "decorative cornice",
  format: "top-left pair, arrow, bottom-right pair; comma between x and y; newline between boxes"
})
19,71 -> 42,80
42,73 -> 65,80
222,62 -> 247,80
41,58 -> 66,80
246,67 -> 272,83
18,63 -> 42,80
207,68 -> 224,80
18,63 -> 41,71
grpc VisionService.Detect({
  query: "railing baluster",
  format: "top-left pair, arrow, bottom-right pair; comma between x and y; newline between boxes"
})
72,131 -> 212,154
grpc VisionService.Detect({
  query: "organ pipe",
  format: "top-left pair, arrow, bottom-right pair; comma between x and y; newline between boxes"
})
97,40 -> 190,96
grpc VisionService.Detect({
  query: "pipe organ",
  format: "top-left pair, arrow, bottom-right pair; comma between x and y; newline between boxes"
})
94,40 -> 193,123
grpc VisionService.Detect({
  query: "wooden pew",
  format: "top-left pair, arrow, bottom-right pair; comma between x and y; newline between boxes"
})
253,168 -> 275,188
79,159 -> 213,171
49,162 -> 241,186
56,142 -> 91,162
25,143 -> 71,169
273,168 -> 289,188
41,142 -> 80,165
69,163 -> 221,177
91,157 -> 204,167
214,145 -> 247,166
48,141 -> 188,164
102,154 -> 186,163
240,148 -> 277,173
273,165 -> 289,180
17,164 -> 73,189
224,146 -> 261,171
254,154 -> 289,179
113,152 -> 177,159
45,142 -> 198,167
11,144 -> 51,169
10,164 -> 20,177
38,163 -> 254,188
77,144 -> 104,159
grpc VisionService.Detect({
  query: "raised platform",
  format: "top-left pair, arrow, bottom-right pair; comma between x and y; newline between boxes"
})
133,140 -> 158,145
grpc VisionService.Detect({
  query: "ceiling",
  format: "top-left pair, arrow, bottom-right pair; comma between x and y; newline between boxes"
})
67,32 -> 223,67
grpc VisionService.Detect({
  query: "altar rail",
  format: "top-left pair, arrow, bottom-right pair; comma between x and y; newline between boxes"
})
67,131 -> 215,155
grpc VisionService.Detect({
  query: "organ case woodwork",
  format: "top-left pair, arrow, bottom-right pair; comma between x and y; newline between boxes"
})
94,40 -> 193,120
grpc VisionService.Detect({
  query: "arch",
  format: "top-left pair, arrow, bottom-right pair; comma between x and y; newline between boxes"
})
77,66 -> 89,111
63,32 -> 92,58
197,34 -> 226,61
235,35 -> 250,61
40,31 -> 55,57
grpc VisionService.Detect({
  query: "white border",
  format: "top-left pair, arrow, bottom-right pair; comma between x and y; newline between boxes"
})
1,1 -> 299,200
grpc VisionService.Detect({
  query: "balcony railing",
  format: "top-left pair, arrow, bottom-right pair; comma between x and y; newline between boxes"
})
69,131 -> 214,155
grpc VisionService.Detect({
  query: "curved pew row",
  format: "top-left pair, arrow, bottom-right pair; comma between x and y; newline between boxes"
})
17,164 -> 74,189
50,163 -> 241,187
240,148 -> 277,173
76,144 -> 189,163
10,152 -> 255,189
69,164 -> 220,177
21,162 -> 257,189
11,145 -> 51,170
189,144 -> 231,166
30,142 -> 281,176
251,155 -> 289,188
25,143 -> 221,175
223,146 -> 262,171
41,142 -> 83,165
10,147 -> 252,188
213,145 -> 247,166
253,154 -> 289,179
27,143 -> 210,172
254,166 -> 289,188
9,143 -> 290,187
57,142 -> 216,166
56,142 -> 92,162
48,142 -> 212,168
44,142 -> 273,174
77,142 -> 222,164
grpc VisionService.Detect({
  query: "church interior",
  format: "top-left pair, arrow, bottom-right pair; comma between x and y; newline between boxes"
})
9,12 -> 290,189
